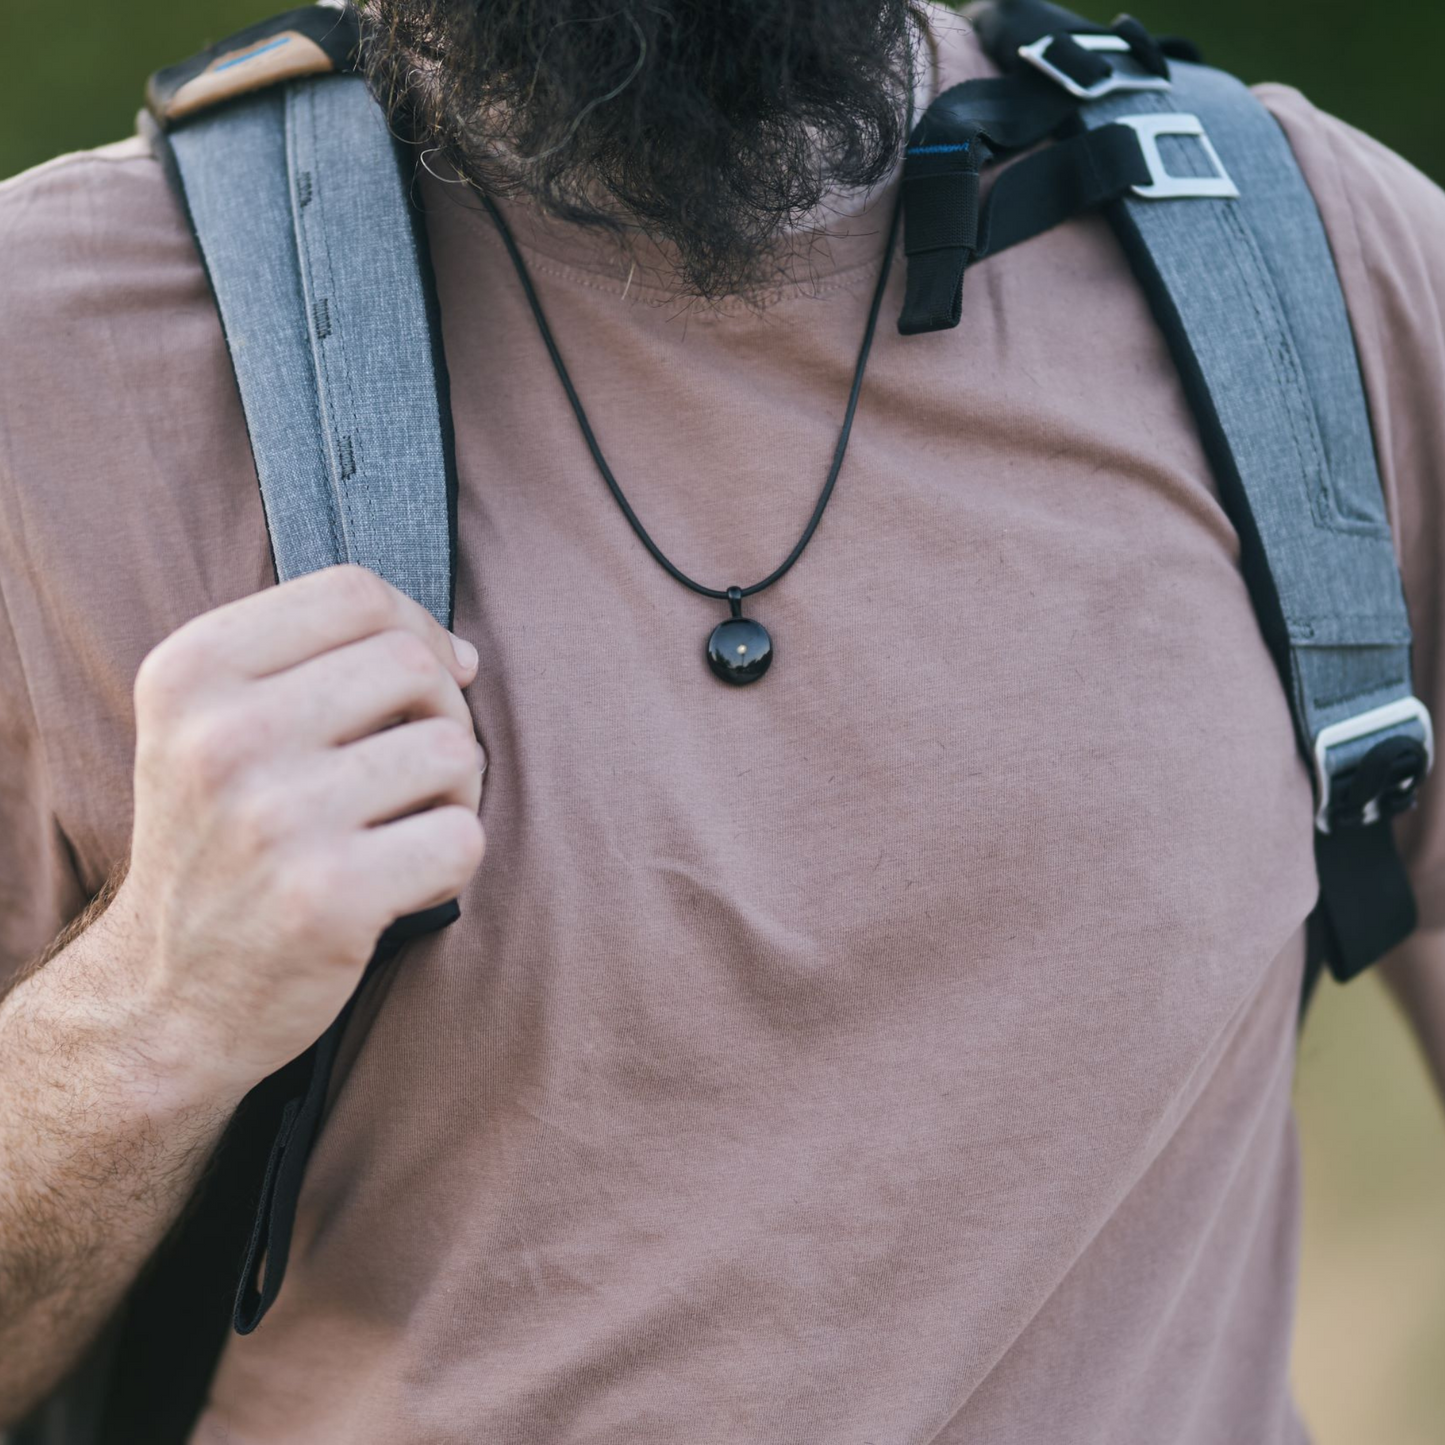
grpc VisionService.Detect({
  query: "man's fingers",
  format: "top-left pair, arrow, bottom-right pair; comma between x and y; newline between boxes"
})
321,718 -> 484,826
345,806 -> 487,922
252,628 -> 479,747
169,565 -> 477,687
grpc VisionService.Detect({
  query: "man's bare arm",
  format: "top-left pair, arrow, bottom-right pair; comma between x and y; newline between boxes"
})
1380,925 -> 1445,1109
0,898 -> 241,1414
0,566 -> 486,1424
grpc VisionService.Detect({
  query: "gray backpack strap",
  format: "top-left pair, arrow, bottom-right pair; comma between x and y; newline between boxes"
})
1083,68 -> 1432,983
146,39 -> 464,1313
151,65 -> 456,626
30,20 -> 466,1445
967,0 -> 1433,988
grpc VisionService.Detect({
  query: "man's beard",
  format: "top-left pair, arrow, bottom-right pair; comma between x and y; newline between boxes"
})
360,0 -> 922,301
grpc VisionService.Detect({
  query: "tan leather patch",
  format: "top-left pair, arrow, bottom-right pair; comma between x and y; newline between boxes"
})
164,31 -> 335,122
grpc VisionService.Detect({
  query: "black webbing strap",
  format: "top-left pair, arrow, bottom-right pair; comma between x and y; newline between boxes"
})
971,0 -> 1105,55
897,13 -> 1182,336
899,67 -> 1097,333
232,900 -> 460,1332
899,94 -> 1155,334
977,123 -> 1150,256
922,72 -> 1082,148
900,128 -> 987,335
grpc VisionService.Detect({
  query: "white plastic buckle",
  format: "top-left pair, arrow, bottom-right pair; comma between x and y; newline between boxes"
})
1313,696 -> 1435,834
1018,33 -> 1173,102
1113,113 -> 1240,200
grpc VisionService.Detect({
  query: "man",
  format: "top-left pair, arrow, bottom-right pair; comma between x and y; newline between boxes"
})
0,1 -> 1442,1440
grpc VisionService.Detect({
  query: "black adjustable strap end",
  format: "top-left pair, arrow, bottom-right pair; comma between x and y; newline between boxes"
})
233,1097 -> 303,1335
897,128 -> 988,336
1311,701 -> 1434,983
1109,16 -> 1171,80
1314,821 -> 1420,985
968,1 -> 1175,102
231,897 -> 462,1335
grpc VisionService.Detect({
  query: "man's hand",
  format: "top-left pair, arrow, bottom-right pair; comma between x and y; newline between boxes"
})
114,563 -> 486,1091
0,565 -> 485,1422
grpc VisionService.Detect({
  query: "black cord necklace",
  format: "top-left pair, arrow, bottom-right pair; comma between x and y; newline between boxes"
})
479,185 -> 905,686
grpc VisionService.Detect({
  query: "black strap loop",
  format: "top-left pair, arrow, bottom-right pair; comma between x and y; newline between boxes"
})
1315,822 -> 1420,983
1326,736 -> 1429,831
899,121 -> 987,335
899,119 -> 1153,334
1033,32 -> 1113,89
976,123 -> 1151,259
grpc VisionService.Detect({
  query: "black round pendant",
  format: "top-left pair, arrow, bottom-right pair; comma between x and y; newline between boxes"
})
707,590 -> 773,685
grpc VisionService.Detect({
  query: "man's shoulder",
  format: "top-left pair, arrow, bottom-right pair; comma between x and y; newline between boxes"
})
0,133 -> 226,503
0,131 -> 258,612
0,135 -> 187,278
0,134 -> 160,200
0,133 -> 204,312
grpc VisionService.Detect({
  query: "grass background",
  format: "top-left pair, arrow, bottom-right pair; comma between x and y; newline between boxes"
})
2,0 -> 1444,184
2,1 -> 1443,1438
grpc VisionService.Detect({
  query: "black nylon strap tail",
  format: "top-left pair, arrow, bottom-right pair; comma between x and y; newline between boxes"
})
898,90 -> 1155,335
233,900 -> 460,1333
90,902 -> 460,1444
11,48 -> 466,1442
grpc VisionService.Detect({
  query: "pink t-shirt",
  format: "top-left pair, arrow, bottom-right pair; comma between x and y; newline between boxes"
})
2,12 -> 1443,1443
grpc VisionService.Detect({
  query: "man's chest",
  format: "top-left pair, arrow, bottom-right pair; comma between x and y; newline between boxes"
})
429,215 -> 1320,1047
49,207 -> 1321,1065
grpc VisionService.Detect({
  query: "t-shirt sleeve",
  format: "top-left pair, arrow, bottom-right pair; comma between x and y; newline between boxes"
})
0,567 -> 84,988
1257,83 -> 1445,929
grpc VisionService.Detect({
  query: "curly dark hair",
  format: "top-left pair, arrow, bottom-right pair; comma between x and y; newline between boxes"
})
360,0 -> 922,301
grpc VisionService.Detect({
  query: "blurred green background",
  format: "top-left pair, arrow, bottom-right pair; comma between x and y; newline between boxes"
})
1,0 -> 1444,182
2,1 -> 1444,1441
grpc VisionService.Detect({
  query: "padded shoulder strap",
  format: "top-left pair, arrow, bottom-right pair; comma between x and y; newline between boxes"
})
965,0 -> 1433,986
151,69 -> 457,626
1088,67 -> 1430,981
1086,66 -> 1413,741
147,48 -> 466,1305
18,48 -> 464,1445
41,45 -> 465,1445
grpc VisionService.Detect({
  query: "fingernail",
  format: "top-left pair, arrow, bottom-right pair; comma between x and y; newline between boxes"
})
450,633 -> 479,670
475,742 -> 488,777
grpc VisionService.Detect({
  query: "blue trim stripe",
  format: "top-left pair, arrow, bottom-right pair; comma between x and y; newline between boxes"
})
907,142 -> 971,156
214,36 -> 292,72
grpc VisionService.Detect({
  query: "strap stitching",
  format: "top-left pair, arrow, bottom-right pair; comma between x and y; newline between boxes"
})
291,81 -> 364,567
277,91 -> 345,570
